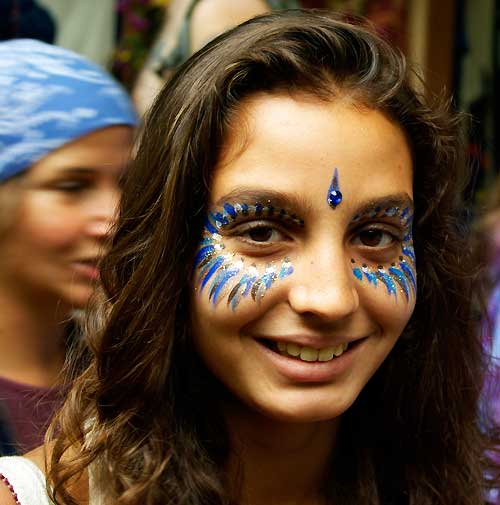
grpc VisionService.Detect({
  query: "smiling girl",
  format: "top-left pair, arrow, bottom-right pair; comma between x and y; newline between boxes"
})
0,9 -> 497,505
0,39 -> 136,455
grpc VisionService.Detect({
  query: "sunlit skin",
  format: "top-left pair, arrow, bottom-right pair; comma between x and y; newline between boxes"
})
190,94 -> 414,504
0,126 -> 133,312
191,93 -> 414,420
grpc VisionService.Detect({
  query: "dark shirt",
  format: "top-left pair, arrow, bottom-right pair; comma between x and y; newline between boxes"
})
0,375 -> 62,454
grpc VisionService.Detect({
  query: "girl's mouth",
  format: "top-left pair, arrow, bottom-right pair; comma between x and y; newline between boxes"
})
257,338 -> 362,363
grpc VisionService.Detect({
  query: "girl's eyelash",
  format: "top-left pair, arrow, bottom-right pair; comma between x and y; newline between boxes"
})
226,220 -> 291,247
223,217 -> 291,234
208,203 -> 305,232
351,225 -> 405,250
53,179 -> 91,191
238,221 -> 283,234
352,221 -> 406,238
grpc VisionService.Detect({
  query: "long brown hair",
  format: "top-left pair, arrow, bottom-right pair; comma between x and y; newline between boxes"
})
47,9 -> 499,504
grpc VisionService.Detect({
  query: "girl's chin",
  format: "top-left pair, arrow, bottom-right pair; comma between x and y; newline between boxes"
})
59,287 -> 94,311
259,411 -> 342,425
235,393 -> 354,425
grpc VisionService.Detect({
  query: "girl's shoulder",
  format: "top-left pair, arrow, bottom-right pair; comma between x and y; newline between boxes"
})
0,452 -> 51,504
0,445 -> 89,505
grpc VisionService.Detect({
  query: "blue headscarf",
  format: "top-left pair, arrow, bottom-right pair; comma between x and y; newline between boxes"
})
0,39 -> 137,182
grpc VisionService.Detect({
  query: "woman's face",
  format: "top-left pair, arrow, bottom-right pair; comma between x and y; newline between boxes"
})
0,126 -> 133,310
190,94 -> 415,423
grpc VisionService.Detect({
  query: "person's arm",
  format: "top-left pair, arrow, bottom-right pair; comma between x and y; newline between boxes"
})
189,0 -> 270,51
0,445 -> 88,504
132,0 -> 270,115
0,481 -> 17,505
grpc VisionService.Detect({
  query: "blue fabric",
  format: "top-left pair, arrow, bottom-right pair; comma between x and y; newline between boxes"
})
0,39 -> 137,182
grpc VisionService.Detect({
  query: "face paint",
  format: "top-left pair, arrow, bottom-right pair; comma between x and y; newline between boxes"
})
327,167 -> 342,208
194,201 -> 298,310
350,206 -> 416,302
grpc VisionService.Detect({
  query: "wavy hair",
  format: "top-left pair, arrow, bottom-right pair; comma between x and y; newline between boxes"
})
47,9 -> 499,504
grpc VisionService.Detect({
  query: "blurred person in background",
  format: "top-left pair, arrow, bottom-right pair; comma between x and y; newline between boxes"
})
131,0 -> 299,115
478,176 -> 500,504
0,39 -> 137,455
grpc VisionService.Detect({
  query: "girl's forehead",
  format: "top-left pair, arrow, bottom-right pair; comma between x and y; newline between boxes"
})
210,94 -> 413,216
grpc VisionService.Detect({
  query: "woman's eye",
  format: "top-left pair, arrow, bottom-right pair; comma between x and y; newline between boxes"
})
354,229 -> 396,248
53,180 -> 90,193
242,225 -> 285,243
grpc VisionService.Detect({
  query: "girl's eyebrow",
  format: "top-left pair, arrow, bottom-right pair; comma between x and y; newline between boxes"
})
352,193 -> 414,218
53,168 -> 97,175
213,188 -> 312,215
212,189 -> 413,219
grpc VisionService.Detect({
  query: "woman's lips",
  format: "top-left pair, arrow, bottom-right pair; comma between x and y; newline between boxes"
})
71,260 -> 100,281
253,336 -> 366,383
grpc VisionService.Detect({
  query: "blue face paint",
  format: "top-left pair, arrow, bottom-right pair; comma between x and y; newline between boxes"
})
361,264 -> 379,286
194,201 -> 299,310
353,267 -> 363,281
350,206 -> 416,302
327,167 -> 342,208
375,267 -> 397,296
388,265 -> 410,300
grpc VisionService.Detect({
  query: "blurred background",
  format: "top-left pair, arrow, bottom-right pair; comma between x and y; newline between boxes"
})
1,0 -> 497,200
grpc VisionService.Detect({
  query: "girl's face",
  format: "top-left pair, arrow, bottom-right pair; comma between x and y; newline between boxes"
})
0,126 -> 132,310
191,94 -> 415,423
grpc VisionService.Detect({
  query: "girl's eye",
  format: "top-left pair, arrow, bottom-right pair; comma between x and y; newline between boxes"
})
354,228 -> 396,248
241,225 -> 286,243
53,179 -> 91,193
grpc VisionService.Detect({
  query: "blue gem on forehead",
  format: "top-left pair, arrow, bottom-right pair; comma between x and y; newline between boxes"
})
327,167 -> 342,209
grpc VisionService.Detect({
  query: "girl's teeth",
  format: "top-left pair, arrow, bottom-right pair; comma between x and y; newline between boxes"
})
318,347 -> 335,361
333,344 -> 344,356
274,341 -> 349,362
300,347 -> 318,362
287,343 -> 301,356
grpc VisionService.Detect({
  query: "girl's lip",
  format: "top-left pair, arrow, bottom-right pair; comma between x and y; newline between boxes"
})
72,261 -> 100,281
253,336 -> 366,383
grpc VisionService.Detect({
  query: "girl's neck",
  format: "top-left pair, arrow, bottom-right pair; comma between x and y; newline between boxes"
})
224,403 -> 338,505
0,284 -> 68,387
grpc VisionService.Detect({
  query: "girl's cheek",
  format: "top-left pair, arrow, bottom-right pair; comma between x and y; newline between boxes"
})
193,247 -> 294,315
193,201 -> 305,313
351,257 -> 417,328
348,206 -> 416,310
350,256 -> 417,305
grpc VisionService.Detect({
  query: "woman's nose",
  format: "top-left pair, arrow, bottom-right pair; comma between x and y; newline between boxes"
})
85,187 -> 120,240
287,245 -> 359,321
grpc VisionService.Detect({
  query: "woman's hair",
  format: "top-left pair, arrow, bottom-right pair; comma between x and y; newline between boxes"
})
47,9 -> 499,505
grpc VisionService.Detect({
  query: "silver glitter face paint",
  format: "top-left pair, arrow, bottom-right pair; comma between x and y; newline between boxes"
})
194,201 -> 299,310
350,206 -> 416,302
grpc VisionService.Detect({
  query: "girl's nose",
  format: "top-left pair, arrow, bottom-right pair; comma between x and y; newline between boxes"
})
85,187 -> 120,240
287,245 -> 359,321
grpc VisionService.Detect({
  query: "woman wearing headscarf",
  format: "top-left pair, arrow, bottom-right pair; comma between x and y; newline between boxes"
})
0,39 -> 137,455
